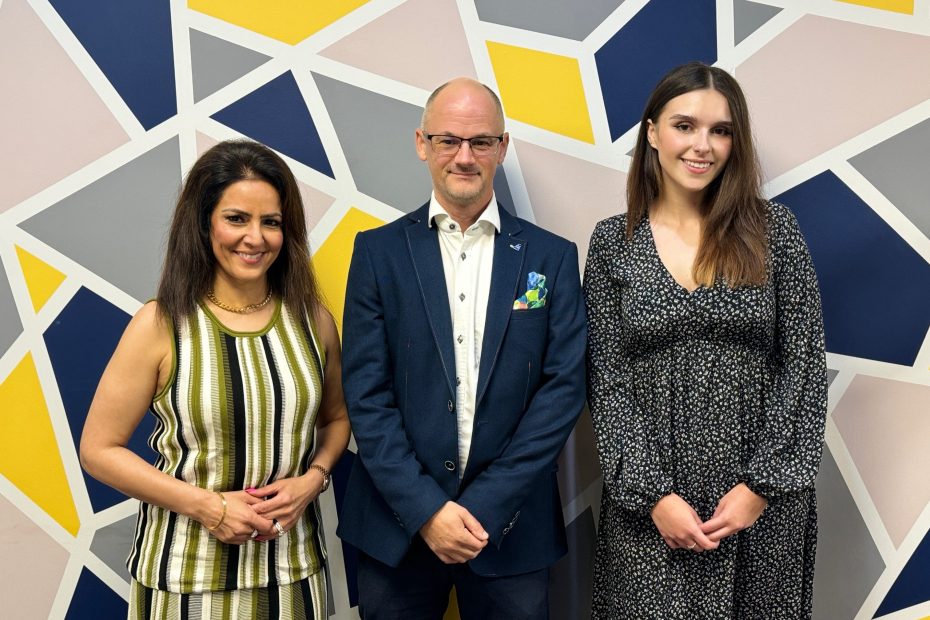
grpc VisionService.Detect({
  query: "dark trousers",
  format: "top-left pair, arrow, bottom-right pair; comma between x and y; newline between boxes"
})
357,536 -> 550,620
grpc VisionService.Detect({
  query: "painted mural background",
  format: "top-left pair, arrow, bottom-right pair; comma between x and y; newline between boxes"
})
1,0 -> 930,618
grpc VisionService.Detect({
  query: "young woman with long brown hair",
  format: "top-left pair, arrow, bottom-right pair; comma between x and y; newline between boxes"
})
584,63 -> 827,618
81,140 -> 349,619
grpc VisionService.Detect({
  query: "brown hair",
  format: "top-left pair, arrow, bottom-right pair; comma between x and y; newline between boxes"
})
156,139 -> 323,324
626,62 -> 768,287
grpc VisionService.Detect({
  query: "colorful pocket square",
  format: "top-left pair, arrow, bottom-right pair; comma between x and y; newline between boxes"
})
513,272 -> 547,309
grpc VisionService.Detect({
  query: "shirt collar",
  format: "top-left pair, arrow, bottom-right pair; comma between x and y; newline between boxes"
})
428,192 -> 501,233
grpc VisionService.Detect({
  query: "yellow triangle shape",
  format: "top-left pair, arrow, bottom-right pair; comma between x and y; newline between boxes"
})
0,353 -> 80,535
836,0 -> 913,14
312,207 -> 385,334
189,0 -> 370,45
15,246 -> 66,313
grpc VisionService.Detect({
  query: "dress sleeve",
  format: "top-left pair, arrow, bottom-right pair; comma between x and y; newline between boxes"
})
584,219 -> 673,513
743,204 -> 828,499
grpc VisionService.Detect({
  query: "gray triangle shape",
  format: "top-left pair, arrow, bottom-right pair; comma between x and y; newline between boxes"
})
313,73 -> 432,211
314,73 -> 519,214
734,0 -> 782,45
90,514 -> 137,583
849,117 -> 930,241
813,445 -> 885,619
20,137 -> 181,303
493,168 -> 516,216
475,0 -> 625,42
0,257 -> 23,356
190,29 -> 271,103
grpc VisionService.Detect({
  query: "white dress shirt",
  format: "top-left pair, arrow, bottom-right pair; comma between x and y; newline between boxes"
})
428,192 -> 499,477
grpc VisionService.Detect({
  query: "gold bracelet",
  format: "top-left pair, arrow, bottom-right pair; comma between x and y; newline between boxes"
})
207,492 -> 227,531
310,463 -> 331,492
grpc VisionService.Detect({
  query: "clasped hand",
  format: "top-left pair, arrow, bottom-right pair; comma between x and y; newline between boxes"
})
206,490 -> 275,545
419,501 -> 489,564
651,483 -> 767,552
207,472 -> 325,544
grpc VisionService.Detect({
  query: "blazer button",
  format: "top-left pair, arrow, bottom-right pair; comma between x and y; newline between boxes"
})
444,460 -> 456,471
447,400 -> 454,412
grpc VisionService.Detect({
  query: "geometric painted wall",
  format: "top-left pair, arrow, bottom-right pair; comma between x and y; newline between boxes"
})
1,1 -> 929,618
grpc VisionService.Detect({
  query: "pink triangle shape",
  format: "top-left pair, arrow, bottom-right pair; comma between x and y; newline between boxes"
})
320,0 -> 476,91
0,0 -> 128,212
298,181 -> 336,234
195,131 -> 220,156
515,139 -> 626,264
737,14 -> 930,179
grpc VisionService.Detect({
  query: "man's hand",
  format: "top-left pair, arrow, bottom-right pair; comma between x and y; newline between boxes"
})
651,493 -> 718,552
419,501 -> 489,563
701,483 -> 768,542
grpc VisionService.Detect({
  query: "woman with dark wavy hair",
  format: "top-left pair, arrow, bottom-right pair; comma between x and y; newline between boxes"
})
81,139 -> 349,619
585,62 -> 827,618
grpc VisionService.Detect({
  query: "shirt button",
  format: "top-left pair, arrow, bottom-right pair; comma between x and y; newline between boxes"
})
457,334 -> 464,344
449,223 -> 456,230
448,400 -> 454,411
459,293 -> 465,301
460,252 -> 466,260
444,461 -> 456,471
456,377 -> 461,386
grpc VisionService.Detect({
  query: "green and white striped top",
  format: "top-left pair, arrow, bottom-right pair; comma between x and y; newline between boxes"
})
128,300 -> 327,593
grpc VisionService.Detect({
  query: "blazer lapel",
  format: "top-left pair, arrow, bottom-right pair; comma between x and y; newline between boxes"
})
476,207 -> 525,405
405,206 -> 456,396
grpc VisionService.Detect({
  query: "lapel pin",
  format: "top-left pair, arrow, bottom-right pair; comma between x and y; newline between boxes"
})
509,243 -> 522,251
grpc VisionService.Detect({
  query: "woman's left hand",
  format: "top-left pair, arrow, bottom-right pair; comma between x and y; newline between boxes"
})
247,472 -> 324,541
700,483 -> 768,543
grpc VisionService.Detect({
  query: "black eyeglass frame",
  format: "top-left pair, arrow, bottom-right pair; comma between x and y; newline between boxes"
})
423,133 -> 506,153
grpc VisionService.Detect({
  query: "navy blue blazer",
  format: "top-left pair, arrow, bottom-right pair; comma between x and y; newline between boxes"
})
337,202 -> 586,576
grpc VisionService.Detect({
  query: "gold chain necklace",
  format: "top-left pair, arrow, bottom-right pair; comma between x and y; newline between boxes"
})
206,289 -> 273,314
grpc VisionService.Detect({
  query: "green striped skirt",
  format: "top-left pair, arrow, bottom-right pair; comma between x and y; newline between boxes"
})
128,568 -> 327,619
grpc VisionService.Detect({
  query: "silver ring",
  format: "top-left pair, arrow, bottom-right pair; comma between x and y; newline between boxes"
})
250,529 -> 259,539
687,543 -> 696,550
273,521 -> 285,537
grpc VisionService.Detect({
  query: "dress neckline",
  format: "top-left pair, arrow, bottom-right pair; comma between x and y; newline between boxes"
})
642,216 -> 704,296
198,297 -> 282,336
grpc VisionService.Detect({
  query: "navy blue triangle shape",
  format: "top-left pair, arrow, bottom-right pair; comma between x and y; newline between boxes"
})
775,171 -> 930,367
595,0 -> 717,141
44,287 -> 153,513
875,526 -> 930,616
65,568 -> 128,619
50,0 -> 176,130
212,71 -> 334,178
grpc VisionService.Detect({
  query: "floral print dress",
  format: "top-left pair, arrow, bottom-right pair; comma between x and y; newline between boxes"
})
584,202 -> 827,619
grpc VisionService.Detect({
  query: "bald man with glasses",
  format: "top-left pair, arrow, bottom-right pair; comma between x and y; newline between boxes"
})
338,78 -> 586,619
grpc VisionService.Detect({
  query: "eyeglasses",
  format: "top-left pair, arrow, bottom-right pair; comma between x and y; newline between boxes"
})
424,133 -> 504,156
